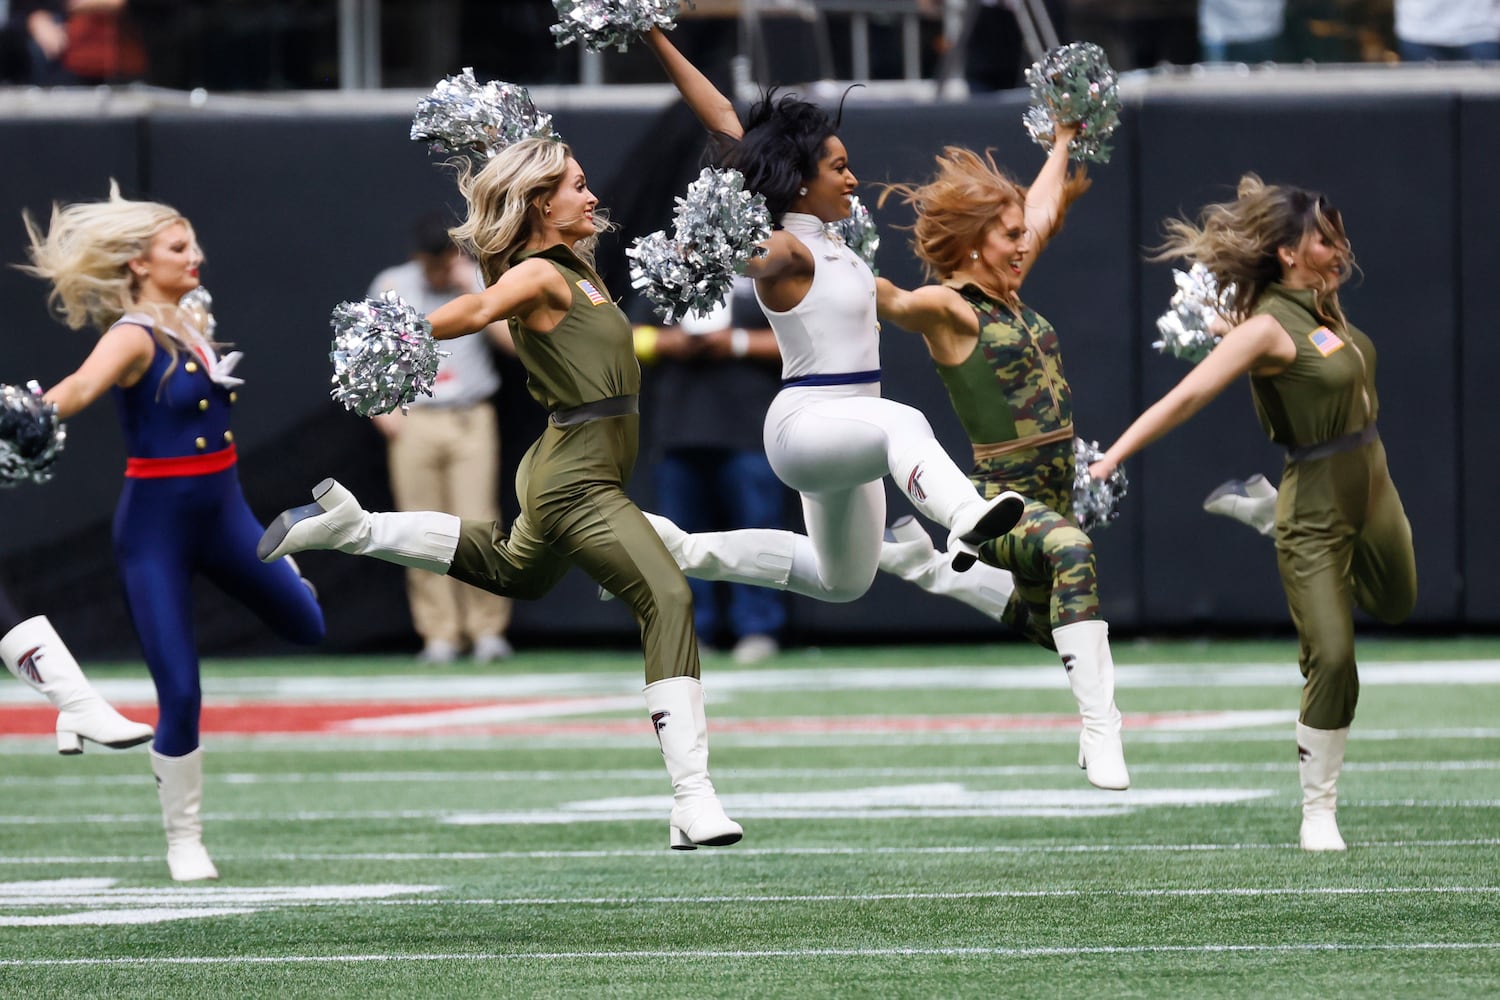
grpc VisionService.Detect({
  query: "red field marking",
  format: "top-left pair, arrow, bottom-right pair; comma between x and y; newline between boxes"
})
0,701 -> 1233,737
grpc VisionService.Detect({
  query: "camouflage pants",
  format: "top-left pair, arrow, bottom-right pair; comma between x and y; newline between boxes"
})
972,438 -> 1098,650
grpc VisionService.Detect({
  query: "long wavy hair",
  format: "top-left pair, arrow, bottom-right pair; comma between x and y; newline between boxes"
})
449,137 -> 613,284
879,146 -> 1090,282
1151,173 -> 1354,329
18,182 -> 212,389
721,88 -> 848,223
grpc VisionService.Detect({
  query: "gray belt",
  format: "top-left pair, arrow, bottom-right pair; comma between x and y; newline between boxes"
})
549,394 -> 640,427
1286,422 -> 1378,464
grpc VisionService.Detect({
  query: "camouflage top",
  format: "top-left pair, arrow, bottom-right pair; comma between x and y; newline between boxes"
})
1250,283 -> 1377,448
934,284 -> 1074,445
506,244 -> 641,413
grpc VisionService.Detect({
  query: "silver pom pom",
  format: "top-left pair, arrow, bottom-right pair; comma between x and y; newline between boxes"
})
179,286 -> 217,340
1154,264 -> 1233,364
411,68 -> 558,160
1022,42 -> 1121,164
1072,437 -> 1126,534
329,291 -> 447,417
826,195 -> 880,269
0,380 -> 66,487
627,167 -> 771,324
551,0 -> 683,53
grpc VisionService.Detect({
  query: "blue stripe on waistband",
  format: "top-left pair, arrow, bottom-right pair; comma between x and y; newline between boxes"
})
780,370 -> 881,388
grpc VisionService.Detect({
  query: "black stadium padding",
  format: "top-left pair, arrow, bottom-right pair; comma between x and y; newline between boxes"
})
0,83 -> 1493,657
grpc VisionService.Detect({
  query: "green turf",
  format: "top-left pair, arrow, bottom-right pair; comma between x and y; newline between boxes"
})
0,639 -> 1496,997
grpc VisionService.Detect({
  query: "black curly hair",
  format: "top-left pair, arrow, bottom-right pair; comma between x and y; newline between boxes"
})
721,88 -> 850,222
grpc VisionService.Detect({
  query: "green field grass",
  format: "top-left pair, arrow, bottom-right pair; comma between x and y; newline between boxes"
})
0,638 -> 1496,998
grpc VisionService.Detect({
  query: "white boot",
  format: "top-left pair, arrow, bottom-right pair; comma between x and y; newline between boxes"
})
1,615 -> 153,755
1054,619 -> 1130,790
1297,722 -> 1349,852
645,676 -> 743,850
151,748 -> 219,881
257,478 -> 460,573
890,440 -> 1024,571
643,512 -> 797,588
878,517 -> 1016,622
1203,474 -> 1277,537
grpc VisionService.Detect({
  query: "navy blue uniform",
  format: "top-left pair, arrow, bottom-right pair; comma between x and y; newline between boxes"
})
109,320 -> 323,754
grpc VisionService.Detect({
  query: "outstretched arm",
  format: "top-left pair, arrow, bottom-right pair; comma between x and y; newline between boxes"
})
426,258 -> 567,340
876,277 -> 977,366
1088,313 -> 1294,479
42,323 -> 155,420
643,26 -> 743,140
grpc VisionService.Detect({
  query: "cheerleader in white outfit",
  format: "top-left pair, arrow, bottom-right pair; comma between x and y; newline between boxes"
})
637,27 -> 1024,606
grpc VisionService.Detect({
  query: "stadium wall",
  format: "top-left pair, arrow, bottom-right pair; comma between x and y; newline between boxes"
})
1,71 -> 1494,656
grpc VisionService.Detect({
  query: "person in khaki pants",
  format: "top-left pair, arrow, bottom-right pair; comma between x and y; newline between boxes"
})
368,214 -> 515,664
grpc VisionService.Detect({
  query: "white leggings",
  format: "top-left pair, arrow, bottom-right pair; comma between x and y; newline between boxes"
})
648,383 -> 996,604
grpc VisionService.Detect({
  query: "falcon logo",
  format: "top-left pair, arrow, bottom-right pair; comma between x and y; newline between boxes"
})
651,710 -> 671,733
1061,654 -> 1076,674
15,646 -> 44,684
906,465 -> 927,503
1297,744 -> 1310,763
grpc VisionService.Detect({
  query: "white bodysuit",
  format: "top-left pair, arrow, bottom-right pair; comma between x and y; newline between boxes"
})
642,211 -> 1019,612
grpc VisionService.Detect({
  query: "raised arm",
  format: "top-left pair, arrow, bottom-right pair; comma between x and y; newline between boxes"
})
1020,122 -> 1081,273
643,26 -> 743,140
1089,313 -> 1295,479
426,257 -> 567,341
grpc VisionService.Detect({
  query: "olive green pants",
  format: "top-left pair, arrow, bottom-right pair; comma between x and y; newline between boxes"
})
1276,438 -> 1417,729
446,414 -> 699,683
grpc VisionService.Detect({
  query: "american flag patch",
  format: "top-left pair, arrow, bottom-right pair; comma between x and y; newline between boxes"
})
576,279 -> 607,306
1308,326 -> 1344,357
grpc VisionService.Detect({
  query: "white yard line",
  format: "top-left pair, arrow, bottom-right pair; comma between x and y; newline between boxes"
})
0,941 -> 1498,967
1,838 -> 1497,866
2,659 -> 1497,706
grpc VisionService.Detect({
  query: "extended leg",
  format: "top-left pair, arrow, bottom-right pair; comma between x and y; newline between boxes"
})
0,615 -> 153,754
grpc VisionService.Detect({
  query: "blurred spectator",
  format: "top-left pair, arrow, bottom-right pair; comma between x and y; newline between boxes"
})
1070,0 -> 1199,70
964,0 -> 1070,93
367,214 -> 517,665
1394,0 -> 1499,61
633,277 -> 792,664
3,0 -> 145,85
1200,0 -> 1287,61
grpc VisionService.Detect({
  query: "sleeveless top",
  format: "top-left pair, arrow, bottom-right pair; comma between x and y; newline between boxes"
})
935,285 -> 1072,446
754,212 -> 880,380
505,244 -> 639,413
109,316 -> 238,461
1249,283 -> 1377,448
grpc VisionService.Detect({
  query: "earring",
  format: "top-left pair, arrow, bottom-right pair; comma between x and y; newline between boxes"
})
545,205 -> 552,216
798,187 -> 808,197
970,250 -> 979,260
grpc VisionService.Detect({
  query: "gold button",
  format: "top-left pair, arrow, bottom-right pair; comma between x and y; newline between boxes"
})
185,361 -> 199,374
198,399 -> 209,411
229,391 -> 237,404
223,431 -> 234,443
194,437 -> 207,450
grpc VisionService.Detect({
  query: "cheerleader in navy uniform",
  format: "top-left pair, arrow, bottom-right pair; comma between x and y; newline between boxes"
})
20,184 -> 325,881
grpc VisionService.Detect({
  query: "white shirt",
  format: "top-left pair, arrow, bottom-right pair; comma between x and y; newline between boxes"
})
1395,0 -> 1500,46
756,212 -> 881,381
1200,0 -> 1286,46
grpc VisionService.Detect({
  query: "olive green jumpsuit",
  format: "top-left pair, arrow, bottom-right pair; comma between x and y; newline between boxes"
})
445,245 -> 699,683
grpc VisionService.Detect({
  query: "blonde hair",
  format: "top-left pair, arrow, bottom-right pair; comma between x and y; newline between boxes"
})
1151,173 -> 1354,329
449,138 -> 612,284
879,146 -> 1090,282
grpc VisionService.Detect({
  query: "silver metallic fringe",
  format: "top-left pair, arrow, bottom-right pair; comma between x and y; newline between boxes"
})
329,291 -> 447,416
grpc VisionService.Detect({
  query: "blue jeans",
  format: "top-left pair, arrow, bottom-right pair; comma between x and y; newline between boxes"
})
654,447 -> 789,643
1398,40 -> 1500,62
